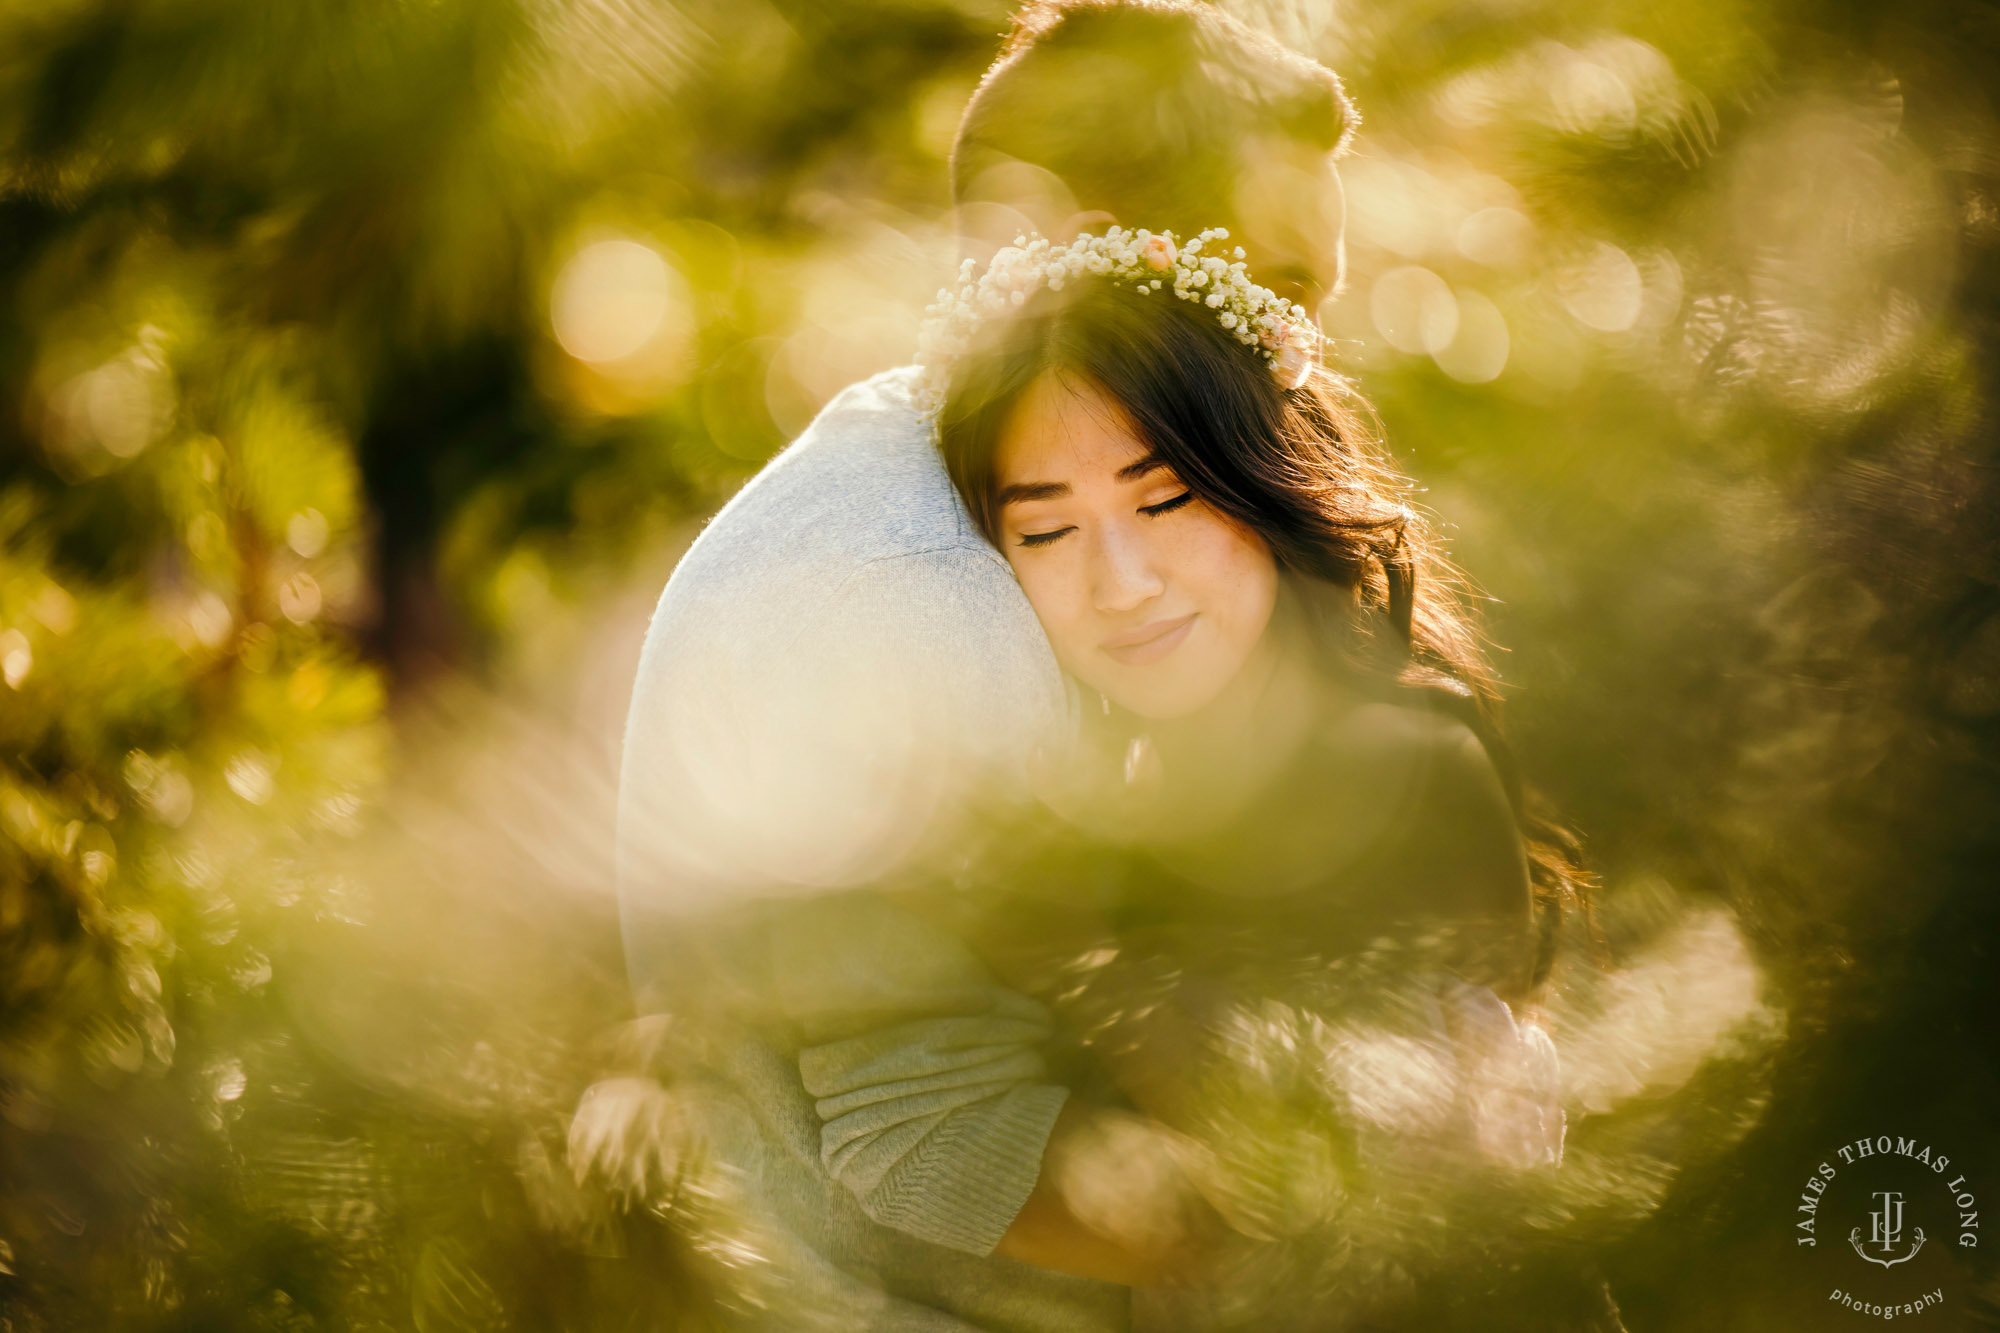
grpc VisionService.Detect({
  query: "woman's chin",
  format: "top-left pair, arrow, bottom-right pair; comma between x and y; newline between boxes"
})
1091,672 -> 1222,721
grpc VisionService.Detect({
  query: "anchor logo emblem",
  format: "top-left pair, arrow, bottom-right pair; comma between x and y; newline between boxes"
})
1850,1191 -> 1926,1268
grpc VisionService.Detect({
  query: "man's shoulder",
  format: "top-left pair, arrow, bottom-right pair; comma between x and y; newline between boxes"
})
640,366 -> 1033,669
815,362 -> 926,424
679,365 -> 990,581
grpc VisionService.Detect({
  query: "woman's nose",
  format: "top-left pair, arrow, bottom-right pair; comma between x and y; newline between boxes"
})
1090,524 -> 1165,613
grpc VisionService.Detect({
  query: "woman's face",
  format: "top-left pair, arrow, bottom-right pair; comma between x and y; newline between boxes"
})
991,373 -> 1279,719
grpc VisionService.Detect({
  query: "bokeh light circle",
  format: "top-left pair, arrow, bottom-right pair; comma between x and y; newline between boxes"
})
550,239 -> 679,364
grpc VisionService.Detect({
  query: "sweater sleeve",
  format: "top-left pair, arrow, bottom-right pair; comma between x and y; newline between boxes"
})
771,892 -> 1070,1256
798,993 -> 1070,1255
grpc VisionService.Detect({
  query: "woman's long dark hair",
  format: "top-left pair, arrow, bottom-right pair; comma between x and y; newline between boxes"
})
937,276 -> 1593,994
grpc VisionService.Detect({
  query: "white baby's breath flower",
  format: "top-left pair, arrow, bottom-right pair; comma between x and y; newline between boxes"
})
914,224 -> 1323,413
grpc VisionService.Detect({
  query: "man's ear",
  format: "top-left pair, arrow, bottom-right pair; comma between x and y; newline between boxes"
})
1233,134 -> 1349,311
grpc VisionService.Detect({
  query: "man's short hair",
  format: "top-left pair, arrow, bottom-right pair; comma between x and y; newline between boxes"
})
951,0 -> 1357,239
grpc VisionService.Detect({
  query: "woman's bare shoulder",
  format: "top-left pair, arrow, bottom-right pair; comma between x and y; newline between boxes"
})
1321,698 -> 1530,911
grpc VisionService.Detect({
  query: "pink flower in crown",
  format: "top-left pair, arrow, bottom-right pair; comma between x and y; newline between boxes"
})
1140,234 -> 1178,271
1271,329 -> 1315,388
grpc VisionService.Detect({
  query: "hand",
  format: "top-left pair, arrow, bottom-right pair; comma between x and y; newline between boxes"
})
1436,977 -> 1566,1169
994,1101 -> 1228,1287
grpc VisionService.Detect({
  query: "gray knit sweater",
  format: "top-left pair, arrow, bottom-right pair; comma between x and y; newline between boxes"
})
616,368 -> 1125,1330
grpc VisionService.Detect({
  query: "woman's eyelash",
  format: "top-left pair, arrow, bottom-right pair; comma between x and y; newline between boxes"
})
1015,493 -> 1190,547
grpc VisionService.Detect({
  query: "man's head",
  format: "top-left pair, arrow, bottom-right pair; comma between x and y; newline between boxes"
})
951,0 -> 1357,313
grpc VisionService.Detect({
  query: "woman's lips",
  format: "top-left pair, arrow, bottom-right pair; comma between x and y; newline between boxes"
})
1101,613 -> 1196,666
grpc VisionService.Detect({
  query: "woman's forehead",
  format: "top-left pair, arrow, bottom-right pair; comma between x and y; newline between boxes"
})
995,374 -> 1153,484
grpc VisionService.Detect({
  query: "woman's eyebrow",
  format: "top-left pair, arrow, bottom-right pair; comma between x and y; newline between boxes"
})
996,480 -> 1070,506
996,456 -> 1169,506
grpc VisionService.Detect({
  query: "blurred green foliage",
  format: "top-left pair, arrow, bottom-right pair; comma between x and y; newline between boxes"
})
1,0 -> 1998,1328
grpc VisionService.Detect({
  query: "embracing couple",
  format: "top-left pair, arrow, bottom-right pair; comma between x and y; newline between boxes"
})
615,3 -> 1604,1330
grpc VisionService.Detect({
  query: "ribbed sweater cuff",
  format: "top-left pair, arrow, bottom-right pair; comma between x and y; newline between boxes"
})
867,1082 -> 1070,1256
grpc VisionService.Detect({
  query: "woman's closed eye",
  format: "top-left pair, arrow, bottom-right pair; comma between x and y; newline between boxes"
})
1014,492 -> 1194,548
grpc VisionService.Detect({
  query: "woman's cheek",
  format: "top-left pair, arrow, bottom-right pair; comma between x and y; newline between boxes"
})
1191,521 -> 1278,654
1013,558 -> 1088,667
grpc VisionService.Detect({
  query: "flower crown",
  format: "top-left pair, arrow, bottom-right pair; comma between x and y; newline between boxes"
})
913,226 -> 1321,415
